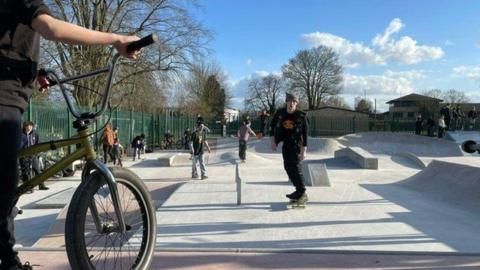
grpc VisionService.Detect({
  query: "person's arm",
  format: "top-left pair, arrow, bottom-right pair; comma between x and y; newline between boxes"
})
299,115 -> 308,161
269,111 -> 279,151
32,14 -> 139,58
247,126 -> 256,137
204,140 -> 211,153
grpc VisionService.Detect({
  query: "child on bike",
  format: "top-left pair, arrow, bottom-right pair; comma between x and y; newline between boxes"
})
0,1 -> 140,268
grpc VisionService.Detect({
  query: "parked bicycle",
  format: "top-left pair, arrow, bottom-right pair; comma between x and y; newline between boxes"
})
15,35 -> 158,270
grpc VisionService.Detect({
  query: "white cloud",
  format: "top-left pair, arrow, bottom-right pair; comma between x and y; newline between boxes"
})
246,59 -> 253,66
343,69 -> 426,96
228,70 -> 282,109
303,18 -> 444,67
302,32 -> 385,67
453,65 -> 480,81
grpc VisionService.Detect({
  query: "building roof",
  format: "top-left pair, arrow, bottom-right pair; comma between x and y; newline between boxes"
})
307,106 -> 370,115
386,93 -> 443,104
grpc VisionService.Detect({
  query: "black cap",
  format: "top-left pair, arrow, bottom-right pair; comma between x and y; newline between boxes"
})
286,93 -> 299,102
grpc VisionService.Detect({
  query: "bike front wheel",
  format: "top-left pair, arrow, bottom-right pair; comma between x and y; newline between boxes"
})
65,167 -> 156,270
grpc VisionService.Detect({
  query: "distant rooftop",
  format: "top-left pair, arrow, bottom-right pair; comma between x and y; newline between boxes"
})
386,93 -> 443,104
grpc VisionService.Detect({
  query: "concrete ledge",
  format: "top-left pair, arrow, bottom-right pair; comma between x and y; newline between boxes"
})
397,151 -> 426,169
334,147 -> 378,170
157,154 -> 177,167
303,162 -> 331,187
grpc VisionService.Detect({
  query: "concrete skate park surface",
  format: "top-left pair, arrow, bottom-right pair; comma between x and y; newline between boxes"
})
13,132 -> 480,268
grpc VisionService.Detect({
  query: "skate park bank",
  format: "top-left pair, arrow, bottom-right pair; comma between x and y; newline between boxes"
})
13,131 -> 480,268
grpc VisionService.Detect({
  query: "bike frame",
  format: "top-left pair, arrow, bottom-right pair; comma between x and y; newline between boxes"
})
15,55 -> 128,233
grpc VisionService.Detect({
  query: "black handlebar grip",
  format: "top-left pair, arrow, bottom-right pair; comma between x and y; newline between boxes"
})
126,34 -> 158,53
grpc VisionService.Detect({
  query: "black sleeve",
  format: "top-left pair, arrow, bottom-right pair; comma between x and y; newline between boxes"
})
269,110 -> 279,137
19,0 -> 51,28
302,114 -> 308,147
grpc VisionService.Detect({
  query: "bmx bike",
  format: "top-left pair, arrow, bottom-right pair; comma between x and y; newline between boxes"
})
15,35 -> 158,270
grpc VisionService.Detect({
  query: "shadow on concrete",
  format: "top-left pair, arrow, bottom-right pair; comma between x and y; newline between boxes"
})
362,180 -> 480,253
390,155 -> 423,170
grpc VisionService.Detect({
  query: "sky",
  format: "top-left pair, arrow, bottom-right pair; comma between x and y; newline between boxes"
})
192,0 -> 480,112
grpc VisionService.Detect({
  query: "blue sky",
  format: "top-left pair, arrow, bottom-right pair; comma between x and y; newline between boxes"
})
193,0 -> 480,112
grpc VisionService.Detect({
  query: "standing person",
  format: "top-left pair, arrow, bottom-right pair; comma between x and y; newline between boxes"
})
190,122 -> 211,179
0,1 -> 141,268
438,115 -> 447,138
183,128 -> 192,150
111,128 -> 122,166
468,106 -> 478,130
196,114 -> 211,133
440,105 -> 451,130
451,105 -> 458,132
19,121 -> 49,193
415,114 -> 423,135
456,105 -> 465,130
258,109 -> 270,139
100,123 -> 115,163
164,130 -> 173,149
426,116 -> 436,137
237,120 -> 256,162
131,134 -> 145,161
269,93 -> 309,204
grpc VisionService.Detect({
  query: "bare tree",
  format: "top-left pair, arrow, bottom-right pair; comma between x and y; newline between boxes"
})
443,89 -> 469,104
42,0 -> 212,108
354,97 -> 373,114
245,74 -> 285,114
282,46 -> 343,110
321,95 -> 351,109
179,60 -> 230,117
421,89 -> 443,100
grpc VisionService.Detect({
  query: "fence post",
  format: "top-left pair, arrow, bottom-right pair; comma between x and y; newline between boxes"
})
114,107 -> 118,128
67,108 -> 72,154
141,110 -> 145,135
28,99 -> 33,122
129,109 -> 133,145
352,115 -> 356,133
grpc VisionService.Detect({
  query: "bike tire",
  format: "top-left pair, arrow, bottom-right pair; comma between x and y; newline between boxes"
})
65,167 -> 156,270
175,140 -> 183,150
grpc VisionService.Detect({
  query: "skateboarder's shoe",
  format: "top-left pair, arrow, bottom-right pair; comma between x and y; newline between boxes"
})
289,191 -> 308,202
201,175 -> 208,180
192,173 -> 199,179
285,190 -> 300,200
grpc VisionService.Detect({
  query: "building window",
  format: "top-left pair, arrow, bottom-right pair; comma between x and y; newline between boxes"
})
407,112 -> 415,118
393,112 -> 403,118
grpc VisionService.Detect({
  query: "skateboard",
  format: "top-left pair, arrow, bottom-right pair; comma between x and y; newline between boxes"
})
287,200 -> 306,209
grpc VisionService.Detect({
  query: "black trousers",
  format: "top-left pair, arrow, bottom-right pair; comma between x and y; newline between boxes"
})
282,143 -> 306,193
0,105 -> 22,267
239,140 -> 246,160
102,144 -> 113,163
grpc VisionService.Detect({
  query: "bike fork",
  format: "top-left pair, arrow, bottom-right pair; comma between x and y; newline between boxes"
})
84,160 -> 127,234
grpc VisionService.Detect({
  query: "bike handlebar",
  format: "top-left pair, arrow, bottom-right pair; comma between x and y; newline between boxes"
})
39,34 -> 158,121
126,34 -> 158,53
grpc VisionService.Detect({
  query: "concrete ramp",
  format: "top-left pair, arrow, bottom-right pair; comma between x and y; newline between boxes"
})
398,160 -> 480,214
338,132 -> 463,157
250,137 -> 341,156
445,131 -> 480,144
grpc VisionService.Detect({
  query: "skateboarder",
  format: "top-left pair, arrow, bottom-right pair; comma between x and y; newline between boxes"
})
190,121 -> 211,179
269,93 -> 309,207
237,119 -> 256,162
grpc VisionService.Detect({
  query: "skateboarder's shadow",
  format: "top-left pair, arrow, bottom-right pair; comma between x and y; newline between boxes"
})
269,202 -> 292,212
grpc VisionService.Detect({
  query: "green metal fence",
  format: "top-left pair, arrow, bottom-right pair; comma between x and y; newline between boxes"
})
28,100 -> 479,146
24,101 -> 198,150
